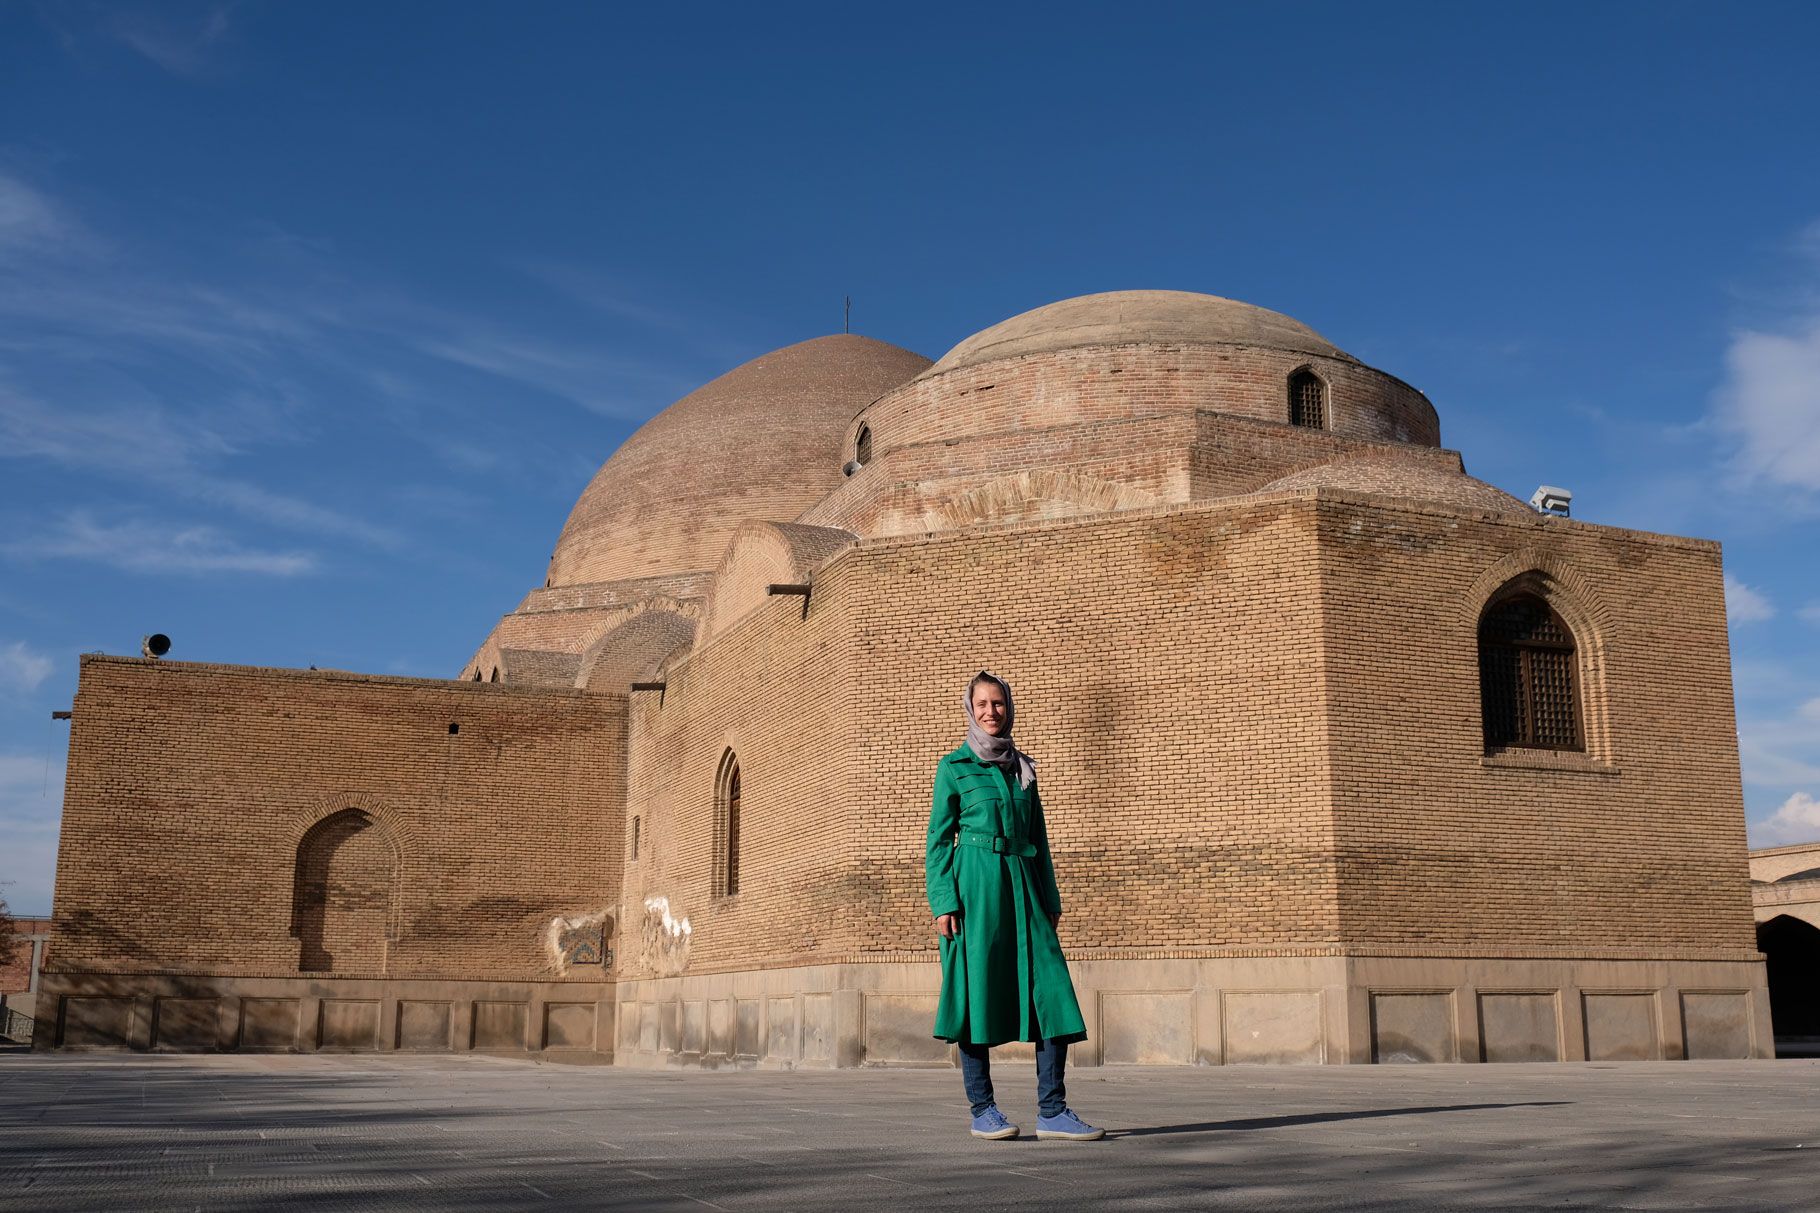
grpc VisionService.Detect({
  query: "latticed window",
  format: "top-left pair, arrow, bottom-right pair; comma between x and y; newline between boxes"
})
1478,594 -> 1582,750
855,425 -> 872,465
715,751 -> 741,897
1289,370 -> 1326,429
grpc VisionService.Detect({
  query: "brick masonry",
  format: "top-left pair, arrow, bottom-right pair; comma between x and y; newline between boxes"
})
38,291 -> 1770,1064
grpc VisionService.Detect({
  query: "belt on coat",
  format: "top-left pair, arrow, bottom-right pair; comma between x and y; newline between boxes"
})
957,831 -> 1036,858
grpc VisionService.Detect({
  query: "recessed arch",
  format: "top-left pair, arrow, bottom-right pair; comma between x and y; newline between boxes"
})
714,748 -> 741,898
291,808 -> 400,974
855,423 -> 873,465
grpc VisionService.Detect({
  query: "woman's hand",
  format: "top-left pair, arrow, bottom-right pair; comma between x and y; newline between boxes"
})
936,913 -> 960,940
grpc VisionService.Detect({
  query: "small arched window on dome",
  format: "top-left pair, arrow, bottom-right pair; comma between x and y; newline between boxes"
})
630,815 -> 640,862
855,424 -> 873,466
714,750 -> 741,897
489,667 -> 499,683
1288,369 -> 1327,429
1478,593 -> 1582,751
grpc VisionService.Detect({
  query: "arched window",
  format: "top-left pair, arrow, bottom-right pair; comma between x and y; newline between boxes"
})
471,669 -> 481,682
291,809 -> 396,973
715,750 -> 741,897
855,425 -> 873,465
631,815 -> 641,862
1478,594 -> 1582,751
1288,369 -> 1327,429
489,667 -> 499,683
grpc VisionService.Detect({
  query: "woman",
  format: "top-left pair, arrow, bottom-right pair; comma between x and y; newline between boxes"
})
925,671 -> 1102,1141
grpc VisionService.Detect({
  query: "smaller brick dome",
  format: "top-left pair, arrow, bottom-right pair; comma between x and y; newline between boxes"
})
548,335 -> 930,586
1258,454 -> 1529,514
922,289 -> 1350,378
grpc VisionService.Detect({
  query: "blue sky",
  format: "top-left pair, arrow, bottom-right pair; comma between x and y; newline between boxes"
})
3,1 -> 1818,915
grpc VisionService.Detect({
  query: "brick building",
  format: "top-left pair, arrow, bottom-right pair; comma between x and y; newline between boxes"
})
2,914 -> 52,1036
1750,842 -> 1820,1054
40,291 -> 1769,1064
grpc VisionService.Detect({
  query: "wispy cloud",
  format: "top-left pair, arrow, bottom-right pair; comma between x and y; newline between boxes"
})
1752,790 -> 1820,849
103,3 -> 236,78
0,174 -> 86,256
1798,602 -> 1820,628
0,375 -> 399,548
0,170 -> 714,564
1723,573 -> 1775,623
408,331 -> 680,421
1713,320 -> 1820,498
0,642 -> 55,693
1711,218 -> 1820,505
186,478 -> 399,547
0,167 -> 728,595
0,171 -> 696,423
1,512 -> 317,576
1738,696 -> 1820,789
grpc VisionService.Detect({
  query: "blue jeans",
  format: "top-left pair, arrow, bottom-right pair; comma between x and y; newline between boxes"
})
958,1037 -> 1067,1117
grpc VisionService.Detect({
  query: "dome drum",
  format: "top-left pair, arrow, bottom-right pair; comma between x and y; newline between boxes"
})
804,403 -> 1464,539
849,342 -> 1437,462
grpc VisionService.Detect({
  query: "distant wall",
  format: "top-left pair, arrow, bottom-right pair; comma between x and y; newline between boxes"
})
50,659 -> 627,982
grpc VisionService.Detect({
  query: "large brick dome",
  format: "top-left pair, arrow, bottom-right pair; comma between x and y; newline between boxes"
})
546,334 -> 930,586
921,289 -> 1350,377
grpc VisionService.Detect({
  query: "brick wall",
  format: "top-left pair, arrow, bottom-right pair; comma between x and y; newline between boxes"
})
50,659 -> 627,982
1314,496 -> 1755,950
2,917 -> 51,995
624,491 -> 1754,978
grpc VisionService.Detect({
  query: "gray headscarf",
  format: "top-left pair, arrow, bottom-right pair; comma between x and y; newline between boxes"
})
964,671 -> 1037,789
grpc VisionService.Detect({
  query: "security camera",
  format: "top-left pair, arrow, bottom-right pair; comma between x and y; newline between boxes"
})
141,634 -> 172,658
842,459 -> 863,477
1530,486 -> 1571,517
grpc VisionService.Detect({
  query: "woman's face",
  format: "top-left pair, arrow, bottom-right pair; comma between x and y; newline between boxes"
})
970,682 -> 1009,736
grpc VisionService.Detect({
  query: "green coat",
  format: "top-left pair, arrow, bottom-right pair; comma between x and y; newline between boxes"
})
925,746 -> 1087,1046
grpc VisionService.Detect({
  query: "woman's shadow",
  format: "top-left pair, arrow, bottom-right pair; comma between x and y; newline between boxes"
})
1105,1101 -> 1570,1138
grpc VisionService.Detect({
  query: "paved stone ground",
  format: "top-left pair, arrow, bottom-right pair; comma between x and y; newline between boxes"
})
1,1053 -> 1815,1211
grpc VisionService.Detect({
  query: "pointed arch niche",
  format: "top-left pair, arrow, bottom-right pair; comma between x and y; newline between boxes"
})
290,802 -> 402,974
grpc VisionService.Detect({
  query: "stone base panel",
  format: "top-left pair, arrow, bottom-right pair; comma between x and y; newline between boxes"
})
613,955 -> 1773,1069
33,974 -> 614,1060
38,954 -> 1771,1066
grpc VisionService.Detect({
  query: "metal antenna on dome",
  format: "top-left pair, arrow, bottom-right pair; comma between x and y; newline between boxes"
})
845,296 -> 850,334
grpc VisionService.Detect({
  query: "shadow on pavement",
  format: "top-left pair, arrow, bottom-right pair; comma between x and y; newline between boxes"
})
1109,1100 -> 1572,1137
